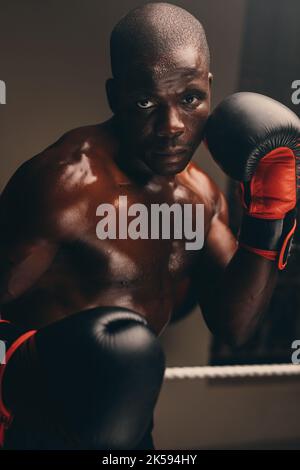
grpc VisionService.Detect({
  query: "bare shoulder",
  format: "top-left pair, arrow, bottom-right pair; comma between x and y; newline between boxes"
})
178,161 -> 227,221
0,123 -> 113,238
24,122 -> 110,176
6,122 -> 114,195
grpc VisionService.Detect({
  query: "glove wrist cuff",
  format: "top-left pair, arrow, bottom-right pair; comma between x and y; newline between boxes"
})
239,210 -> 296,269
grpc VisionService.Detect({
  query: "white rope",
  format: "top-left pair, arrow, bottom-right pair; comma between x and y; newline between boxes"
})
165,364 -> 300,380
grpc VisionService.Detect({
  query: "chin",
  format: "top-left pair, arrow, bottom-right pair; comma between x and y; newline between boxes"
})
154,167 -> 184,176
151,161 -> 190,176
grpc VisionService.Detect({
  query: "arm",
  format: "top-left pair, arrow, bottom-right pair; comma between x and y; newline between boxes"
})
0,125 -> 98,314
200,92 -> 300,347
0,158 -> 59,312
198,191 -> 278,347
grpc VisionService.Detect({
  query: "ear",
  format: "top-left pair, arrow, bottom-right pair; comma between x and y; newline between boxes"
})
208,72 -> 213,89
105,78 -> 117,113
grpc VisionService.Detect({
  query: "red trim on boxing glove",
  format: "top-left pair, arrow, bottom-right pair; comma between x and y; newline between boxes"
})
245,147 -> 297,219
278,218 -> 297,270
239,146 -> 298,269
238,242 -> 278,261
239,212 -> 297,269
239,218 -> 296,269
0,324 -> 37,447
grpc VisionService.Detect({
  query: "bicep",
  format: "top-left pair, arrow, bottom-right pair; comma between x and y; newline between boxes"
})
194,192 -> 237,314
0,238 -> 58,304
0,163 -> 58,304
204,191 -> 238,272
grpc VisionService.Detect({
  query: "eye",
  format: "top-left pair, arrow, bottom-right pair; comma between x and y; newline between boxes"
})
136,99 -> 155,109
181,94 -> 202,106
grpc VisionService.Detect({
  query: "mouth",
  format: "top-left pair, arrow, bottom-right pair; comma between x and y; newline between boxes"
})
153,148 -> 188,157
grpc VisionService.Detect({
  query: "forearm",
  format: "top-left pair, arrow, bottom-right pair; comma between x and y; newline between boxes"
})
202,92 -> 299,347
201,247 -> 278,347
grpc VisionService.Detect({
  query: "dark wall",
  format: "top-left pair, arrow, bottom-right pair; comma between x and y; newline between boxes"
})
0,0 -> 245,193
239,0 -> 300,117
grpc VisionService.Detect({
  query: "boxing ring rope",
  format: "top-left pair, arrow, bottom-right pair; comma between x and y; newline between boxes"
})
165,364 -> 300,380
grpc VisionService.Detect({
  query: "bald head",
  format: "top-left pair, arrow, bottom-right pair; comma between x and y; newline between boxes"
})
110,2 -> 210,79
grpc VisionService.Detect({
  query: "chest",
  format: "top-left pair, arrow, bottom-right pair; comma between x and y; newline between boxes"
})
61,183 -> 209,285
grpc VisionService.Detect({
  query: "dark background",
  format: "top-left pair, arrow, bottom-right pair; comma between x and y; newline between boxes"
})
1,0 -> 300,450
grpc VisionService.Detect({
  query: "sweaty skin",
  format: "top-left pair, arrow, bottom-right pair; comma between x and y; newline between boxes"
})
0,121 -> 229,335
0,46 -> 277,342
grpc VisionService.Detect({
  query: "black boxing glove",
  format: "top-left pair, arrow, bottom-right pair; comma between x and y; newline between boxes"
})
205,92 -> 300,269
31,307 -> 165,450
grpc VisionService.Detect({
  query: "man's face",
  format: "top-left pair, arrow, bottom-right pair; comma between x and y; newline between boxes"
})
108,46 -> 212,176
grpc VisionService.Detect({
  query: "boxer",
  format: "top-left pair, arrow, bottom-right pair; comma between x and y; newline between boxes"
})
0,2 -> 299,449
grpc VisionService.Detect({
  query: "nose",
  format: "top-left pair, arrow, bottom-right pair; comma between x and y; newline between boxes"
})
156,106 -> 185,139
